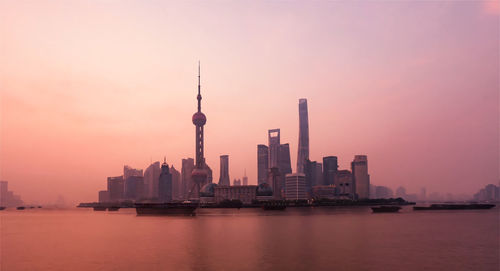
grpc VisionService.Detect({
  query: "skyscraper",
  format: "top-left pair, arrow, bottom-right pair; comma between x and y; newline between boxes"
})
297,98 -> 309,174
158,160 -> 173,202
268,129 -> 280,168
144,161 -> 161,198
351,155 -> 370,199
323,156 -> 338,186
257,144 -> 269,185
181,158 -> 195,199
170,165 -> 181,200
191,63 -> 208,199
219,155 -> 230,186
279,143 -> 292,176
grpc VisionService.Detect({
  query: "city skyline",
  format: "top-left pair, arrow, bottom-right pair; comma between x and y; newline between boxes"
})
1,1 -> 498,204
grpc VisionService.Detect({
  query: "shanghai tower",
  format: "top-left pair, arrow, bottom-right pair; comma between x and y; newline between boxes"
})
296,98 -> 309,174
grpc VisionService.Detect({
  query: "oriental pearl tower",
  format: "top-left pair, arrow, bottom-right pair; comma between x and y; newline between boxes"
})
190,62 -> 208,199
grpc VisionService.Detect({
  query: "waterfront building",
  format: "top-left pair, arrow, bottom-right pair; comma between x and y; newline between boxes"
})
158,160 -> 173,202
323,156 -> 338,186
181,158 -> 195,199
170,165 -> 182,200
285,173 -> 308,200
337,170 -> 353,198
98,190 -> 110,203
219,155 -> 230,186
144,161 -> 161,198
311,185 -> 336,199
257,145 -> 269,184
296,98 -> 309,174
214,185 -> 258,204
190,63 -> 209,199
107,176 -> 124,201
124,176 -> 144,200
351,155 -> 370,199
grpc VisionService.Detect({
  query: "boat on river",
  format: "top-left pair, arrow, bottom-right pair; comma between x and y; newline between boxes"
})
135,203 -> 197,216
371,206 -> 401,213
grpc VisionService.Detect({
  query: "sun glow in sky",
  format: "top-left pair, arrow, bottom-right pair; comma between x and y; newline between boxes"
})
1,1 -> 498,204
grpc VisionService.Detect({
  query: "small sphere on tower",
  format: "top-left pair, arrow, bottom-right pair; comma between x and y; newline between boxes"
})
192,112 -> 206,125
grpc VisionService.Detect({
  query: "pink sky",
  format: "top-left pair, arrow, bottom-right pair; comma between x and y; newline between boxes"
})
1,1 -> 498,204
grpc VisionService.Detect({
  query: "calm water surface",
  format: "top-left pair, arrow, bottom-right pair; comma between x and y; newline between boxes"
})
1,206 -> 498,271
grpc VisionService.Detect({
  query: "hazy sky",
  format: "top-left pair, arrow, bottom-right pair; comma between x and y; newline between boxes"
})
1,1 -> 498,204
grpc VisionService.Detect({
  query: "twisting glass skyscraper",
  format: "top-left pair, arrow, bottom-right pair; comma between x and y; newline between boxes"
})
297,98 -> 309,174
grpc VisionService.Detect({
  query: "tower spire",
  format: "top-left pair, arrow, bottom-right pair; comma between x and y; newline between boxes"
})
197,61 -> 201,112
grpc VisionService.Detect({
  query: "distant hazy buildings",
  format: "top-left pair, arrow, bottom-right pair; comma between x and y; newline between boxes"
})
171,166 -> 182,200
268,129 -> 280,169
233,179 -> 241,186
124,176 -> 144,200
352,155 -> 370,199
107,176 -> 124,201
242,172 -> 248,186
144,162 -> 161,198
257,145 -> 269,184
214,185 -> 257,204
337,170 -> 354,198
279,143 -> 292,177
296,98 -> 309,174
0,181 -> 24,207
269,167 -> 282,200
474,184 -> 499,202
219,155 -> 230,186
285,173 -> 308,200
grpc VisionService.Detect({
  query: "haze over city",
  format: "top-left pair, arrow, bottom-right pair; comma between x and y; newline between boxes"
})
1,1 -> 498,205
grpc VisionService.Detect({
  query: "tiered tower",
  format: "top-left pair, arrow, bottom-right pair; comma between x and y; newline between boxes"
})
190,63 -> 208,199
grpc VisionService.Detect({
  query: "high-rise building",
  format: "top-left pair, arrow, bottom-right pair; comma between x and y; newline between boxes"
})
337,170 -> 353,197
219,155 -> 230,186
107,176 -> 124,201
268,167 -> 282,199
351,155 -> 370,199
123,165 -> 143,180
285,173 -> 308,200
124,176 -> 144,200
171,165 -> 182,200
305,160 -> 323,189
257,145 -> 269,185
181,158 -> 195,199
297,98 -> 309,174
191,63 -> 208,199
144,161 -> 161,198
233,179 -> 241,186
279,143 -> 292,176
268,129 -> 280,168
158,161 -> 173,202
98,190 -> 110,203
323,156 -> 338,186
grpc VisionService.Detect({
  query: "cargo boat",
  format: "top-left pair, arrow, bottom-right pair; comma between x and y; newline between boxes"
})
93,206 -> 107,211
135,203 -> 197,216
16,206 -> 25,210
107,207 -> 120,211
371,206 -> 401,213
413,204 -> 495,210
0,206 -> 5,210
